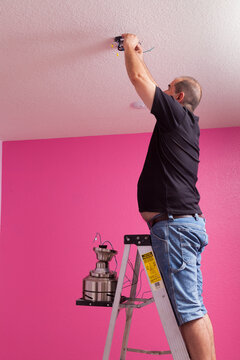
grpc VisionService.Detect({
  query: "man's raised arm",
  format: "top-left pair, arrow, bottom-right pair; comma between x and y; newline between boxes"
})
122,33 -> 157,110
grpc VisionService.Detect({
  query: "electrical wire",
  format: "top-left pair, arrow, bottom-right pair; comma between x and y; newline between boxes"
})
136,269 -> 145,297
141,290 -> 152,298
112,39 -> 155,56
93,232 -> 102,244
123,270 -> 132,285
122,259 -> 140,290
143,47 -> 155,53
102,240 -> 118,271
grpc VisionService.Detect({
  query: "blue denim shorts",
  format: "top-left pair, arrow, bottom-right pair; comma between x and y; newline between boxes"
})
149,214 -> 208,326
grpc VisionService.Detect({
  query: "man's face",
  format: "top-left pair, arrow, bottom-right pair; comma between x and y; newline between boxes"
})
164,79 -> 178,97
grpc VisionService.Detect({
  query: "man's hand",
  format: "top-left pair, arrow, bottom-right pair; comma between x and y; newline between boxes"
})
122,33 -> 143,56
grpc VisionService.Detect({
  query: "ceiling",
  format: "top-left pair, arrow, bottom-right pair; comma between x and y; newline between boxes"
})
1,0 -> 240,141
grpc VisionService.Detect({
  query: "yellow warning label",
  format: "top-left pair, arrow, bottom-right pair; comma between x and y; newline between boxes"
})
142,252 -> 162,284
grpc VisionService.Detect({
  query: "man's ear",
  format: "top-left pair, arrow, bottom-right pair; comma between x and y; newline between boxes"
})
175,92 -> 184,103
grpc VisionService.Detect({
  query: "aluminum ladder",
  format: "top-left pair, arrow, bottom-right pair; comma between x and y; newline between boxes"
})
103,234 -> 190,359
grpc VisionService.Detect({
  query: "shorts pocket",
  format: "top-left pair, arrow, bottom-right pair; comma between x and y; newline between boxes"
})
167,227 -> 187,273
176,225 -> 208,265
151,227 -> 168,246
151,231 -> 168,262
150,228 -> 169,275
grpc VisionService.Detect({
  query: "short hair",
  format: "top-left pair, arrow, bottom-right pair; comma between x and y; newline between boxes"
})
174,76 -> 202,112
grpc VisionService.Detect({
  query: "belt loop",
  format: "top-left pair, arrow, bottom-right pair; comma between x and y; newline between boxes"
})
168,214 -> 174,221
194,213 -> 199,221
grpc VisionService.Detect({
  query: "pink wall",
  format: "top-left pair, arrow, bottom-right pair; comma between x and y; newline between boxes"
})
0,127 -> 239,360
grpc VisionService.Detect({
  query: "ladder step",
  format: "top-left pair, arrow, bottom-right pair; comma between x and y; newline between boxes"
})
119,297 -> 154,309
127,347 -> 171,355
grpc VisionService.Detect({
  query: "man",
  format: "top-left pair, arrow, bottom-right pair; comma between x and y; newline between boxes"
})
122,33 -> 216,360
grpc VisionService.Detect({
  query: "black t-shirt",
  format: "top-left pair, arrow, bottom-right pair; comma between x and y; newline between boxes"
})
137,86 -> 202,215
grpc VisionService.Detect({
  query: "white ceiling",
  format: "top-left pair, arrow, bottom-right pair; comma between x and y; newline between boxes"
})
1,0 -> 240,141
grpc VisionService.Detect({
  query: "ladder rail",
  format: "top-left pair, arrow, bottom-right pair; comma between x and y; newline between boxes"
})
120,250 -> 141,359
137,245 -> 190,359
103,244 -> 130,360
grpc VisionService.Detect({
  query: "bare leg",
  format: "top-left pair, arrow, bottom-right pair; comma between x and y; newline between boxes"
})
180,314 -> 215,360
203,314 -> 216,359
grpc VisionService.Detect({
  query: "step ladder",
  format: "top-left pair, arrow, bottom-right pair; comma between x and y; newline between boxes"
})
103,234 -> 190,360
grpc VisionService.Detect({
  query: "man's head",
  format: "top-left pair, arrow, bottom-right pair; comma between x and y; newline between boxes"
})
164,76 -> 202,113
